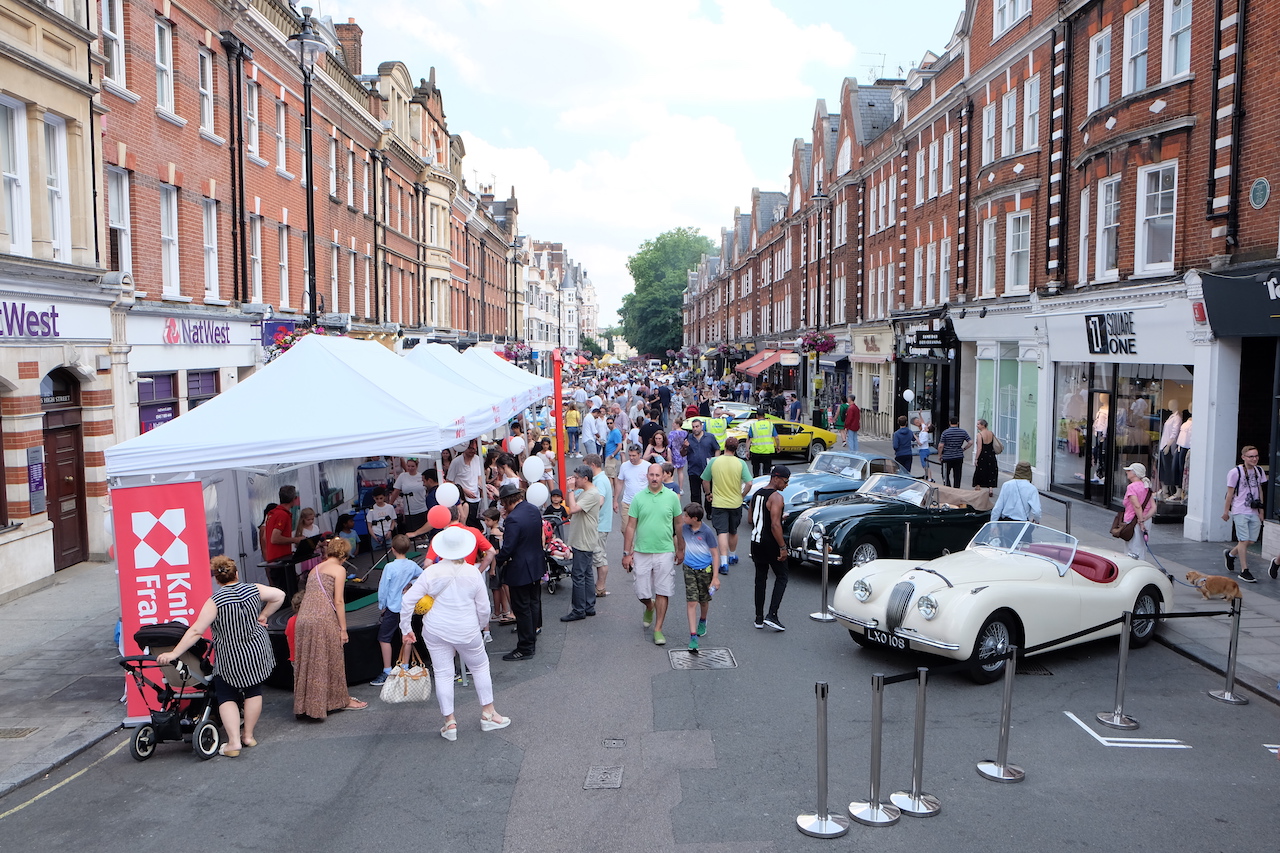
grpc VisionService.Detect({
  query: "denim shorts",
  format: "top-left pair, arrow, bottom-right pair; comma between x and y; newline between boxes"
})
1232,512 -> 1262,542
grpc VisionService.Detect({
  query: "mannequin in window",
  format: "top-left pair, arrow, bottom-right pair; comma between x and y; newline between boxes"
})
1157,401 -> 1182,497
1173,411 -> 1191,501
1092,393 -> 1109,483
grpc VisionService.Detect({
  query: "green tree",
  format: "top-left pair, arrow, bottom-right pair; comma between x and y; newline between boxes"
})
580,335 -> 604,358
619,227 -> 714,357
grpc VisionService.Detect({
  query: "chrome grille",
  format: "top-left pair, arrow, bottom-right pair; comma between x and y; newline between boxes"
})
790,515 -> 814,550
885,581 -> 915,632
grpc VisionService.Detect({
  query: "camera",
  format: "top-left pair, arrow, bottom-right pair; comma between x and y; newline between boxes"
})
1250,498 -> 1266,510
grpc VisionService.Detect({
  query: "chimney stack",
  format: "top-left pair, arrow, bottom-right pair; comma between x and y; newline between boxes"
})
334,18 -> 363,75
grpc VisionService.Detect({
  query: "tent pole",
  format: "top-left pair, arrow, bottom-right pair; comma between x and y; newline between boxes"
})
552,349 -> 567,488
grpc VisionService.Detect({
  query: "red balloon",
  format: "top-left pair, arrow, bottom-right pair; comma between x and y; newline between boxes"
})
427,505 -> 452,530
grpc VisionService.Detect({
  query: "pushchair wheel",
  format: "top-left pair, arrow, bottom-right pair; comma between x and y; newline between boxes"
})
193,720 -> 221,760
130,724 -> 157,762
546,578 -> 558,594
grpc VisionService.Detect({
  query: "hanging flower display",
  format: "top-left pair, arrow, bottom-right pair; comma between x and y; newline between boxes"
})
504,340 -> 532,361
800,330 -> 837,354
265,325 -> 335,363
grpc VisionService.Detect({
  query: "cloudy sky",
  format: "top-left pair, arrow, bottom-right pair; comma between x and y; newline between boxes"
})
321,0 -> 963,329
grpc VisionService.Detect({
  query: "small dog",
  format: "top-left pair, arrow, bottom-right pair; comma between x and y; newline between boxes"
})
1186,570 -> 1242,602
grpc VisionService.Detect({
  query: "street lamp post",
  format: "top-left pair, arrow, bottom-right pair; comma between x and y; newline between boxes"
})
289,7 -> 326,327
810,181 -> 829,424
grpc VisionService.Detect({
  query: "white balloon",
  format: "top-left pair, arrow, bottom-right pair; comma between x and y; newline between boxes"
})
526,482 -> 550,508
522,456 -> 546,483
507,436 -> 526,456
903,389 -> 915,403
435,482 -> 460,508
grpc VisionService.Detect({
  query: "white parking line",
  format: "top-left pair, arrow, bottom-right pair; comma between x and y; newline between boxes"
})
1264,743 -> 1279,756
1063,712 -> 1192,749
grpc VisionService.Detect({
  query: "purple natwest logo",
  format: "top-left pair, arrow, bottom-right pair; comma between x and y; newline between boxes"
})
164,318 -> 232,345
1,302 -> 60,338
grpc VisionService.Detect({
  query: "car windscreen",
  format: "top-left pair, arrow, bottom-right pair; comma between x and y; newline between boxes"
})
812,453 -> 866,478
969,521 -> 1079,569
857,473 -> 928,506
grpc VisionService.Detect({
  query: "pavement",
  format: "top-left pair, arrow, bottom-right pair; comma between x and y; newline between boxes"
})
2,438 -> 1278,801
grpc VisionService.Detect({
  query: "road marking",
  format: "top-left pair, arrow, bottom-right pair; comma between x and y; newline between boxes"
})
1063,712 -> 1191,749
1264,743 -> 1279,757
0,736 -> 129,821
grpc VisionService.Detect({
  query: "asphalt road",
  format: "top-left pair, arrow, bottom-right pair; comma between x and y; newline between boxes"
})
2,458 -> 1276,853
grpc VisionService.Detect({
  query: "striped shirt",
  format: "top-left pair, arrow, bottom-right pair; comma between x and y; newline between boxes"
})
210,582 -> 275,689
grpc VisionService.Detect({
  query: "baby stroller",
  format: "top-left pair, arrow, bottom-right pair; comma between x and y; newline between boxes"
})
119,622 -> 222,761
542,515 -> 573,594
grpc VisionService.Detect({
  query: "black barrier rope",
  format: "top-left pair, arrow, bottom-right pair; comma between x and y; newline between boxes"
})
881,648 -> 1016,685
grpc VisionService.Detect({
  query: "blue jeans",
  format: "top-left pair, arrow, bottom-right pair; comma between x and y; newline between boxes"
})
847,431 -> 859,451
570,548 -> 597,617
567,427 -> 581,453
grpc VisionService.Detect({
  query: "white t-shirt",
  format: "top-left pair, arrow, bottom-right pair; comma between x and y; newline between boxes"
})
393,472 -> 427,514
618,460 -> 649,505
366,503 -> 397,535
447,454 -> 485,504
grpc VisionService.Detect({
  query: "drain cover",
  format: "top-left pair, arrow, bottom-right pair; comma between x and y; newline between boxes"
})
0,727 -> 39,739
1017,661 -> 1052,676
601,738 -> 625,748
584,765 -> 623,789
668,647 -> 737,670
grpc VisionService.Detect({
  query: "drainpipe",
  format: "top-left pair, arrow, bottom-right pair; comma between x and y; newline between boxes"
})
220,32 -> 244,303
1205,0 -> 1226,222
1224,0 -> 1248,247
85,2 -> 100,266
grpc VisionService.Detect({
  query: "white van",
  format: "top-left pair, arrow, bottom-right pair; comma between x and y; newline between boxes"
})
647,358 -> 662,370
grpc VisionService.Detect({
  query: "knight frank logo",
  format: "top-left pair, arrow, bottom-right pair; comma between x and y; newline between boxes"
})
131,508 -> 190,569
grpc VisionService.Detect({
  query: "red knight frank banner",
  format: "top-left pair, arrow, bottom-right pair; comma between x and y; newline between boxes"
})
112,482 -> 212,721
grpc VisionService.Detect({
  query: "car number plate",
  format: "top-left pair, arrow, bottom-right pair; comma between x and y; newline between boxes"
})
866,628 -> 906,650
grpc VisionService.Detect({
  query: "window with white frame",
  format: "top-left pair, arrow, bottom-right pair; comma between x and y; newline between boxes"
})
192,199 -> 217,300
275,101 -> 287,168
363,254 -> 371,318
1164,0 -> 1192,80
1078,186 -> 1091,283
926,242 -> 938,304
198,50 -> 215,133
1089,29 -> 1112,112
1006,211 -> 1030,292
982,218 -> 998,297
915,149 -> 926,205
982,103 -> 997,164
940,236 -> 952,298
245,83 -> 260,156
346,149 -> 354,206
102,0 -> 125,87
43,117 -> 70,261
106,167 -> 130,272
928,140 -> 940,198
942,132 -> 954,192
155,20 -> 175,113
1123,5 -> 1149,95
429,204 -> 439,245
300,231 -> 309,314
1023,76 -> 1040,147
1097,176 -> 1121,279
247,215 -> 261,301
331,244 -> 339,312
160,184 -> 180,294
328,137 -> 337,196
278,225 -> 289,307
1001,90 -> 1018,157
348,249 -> 356,315
1136,161 -> 1176,273
993,0 -> 1030,38
913,245 -> 924,304
299,117 -> 307,187
362,160 -> 370,213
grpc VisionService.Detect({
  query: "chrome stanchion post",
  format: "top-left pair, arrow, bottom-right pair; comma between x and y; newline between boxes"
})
976,647 -> 1025,782
1097,611 -> 1138,729
849,674 -> 901,826
797,682 -> 850,838
1210,599 -> 1250,705
903,522 -> 911,561
1064,501 -> 1071,535
810,530 -> 836,623
890,667 -> 940,817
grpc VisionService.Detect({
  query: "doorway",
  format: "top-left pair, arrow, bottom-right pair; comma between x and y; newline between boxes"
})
41,369 -> 87,570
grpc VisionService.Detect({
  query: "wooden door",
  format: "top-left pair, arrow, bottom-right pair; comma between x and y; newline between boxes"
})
45,423 -> 86,570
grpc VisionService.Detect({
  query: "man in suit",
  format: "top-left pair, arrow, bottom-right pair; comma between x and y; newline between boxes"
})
495,483 -> 544,660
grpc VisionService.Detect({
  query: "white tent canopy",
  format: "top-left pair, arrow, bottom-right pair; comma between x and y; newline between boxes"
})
465,346 -> 554,401
105,334 -> 504,477
405,343 -> 538,415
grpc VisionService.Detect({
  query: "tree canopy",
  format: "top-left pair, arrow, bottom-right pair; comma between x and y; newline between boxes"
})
579,335 -> 604,358
619,227 -> 714,357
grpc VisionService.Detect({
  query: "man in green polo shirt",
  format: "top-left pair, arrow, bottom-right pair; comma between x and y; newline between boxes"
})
622,463 -> 685,646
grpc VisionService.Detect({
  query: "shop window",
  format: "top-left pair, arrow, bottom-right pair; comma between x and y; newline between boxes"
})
187,370 -> 219,409
138,372 -> 178,433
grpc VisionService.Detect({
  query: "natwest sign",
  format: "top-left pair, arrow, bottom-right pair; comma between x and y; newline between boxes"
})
0,301 -> 60,338
0,297 -> 110,342
162,316 -> 232,345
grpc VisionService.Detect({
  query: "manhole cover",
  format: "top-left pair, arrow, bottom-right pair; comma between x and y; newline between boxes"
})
584,765 -> 623,789
668,647 -> 737,670
601,738 -> 625,748
0,727 -> 39,739
1017,661 -> 1052,676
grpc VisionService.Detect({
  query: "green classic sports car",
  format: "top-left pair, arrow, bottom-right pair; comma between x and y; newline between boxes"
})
786,473 -> 992,574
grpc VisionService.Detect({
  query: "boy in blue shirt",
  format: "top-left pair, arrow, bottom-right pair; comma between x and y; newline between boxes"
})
372,534 -> 422,686
679,503 -> 720,652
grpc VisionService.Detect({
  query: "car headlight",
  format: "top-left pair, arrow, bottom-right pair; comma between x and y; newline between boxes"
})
792,490 -> 812,504
917,594 -> 938,620
852,578 -> 872,602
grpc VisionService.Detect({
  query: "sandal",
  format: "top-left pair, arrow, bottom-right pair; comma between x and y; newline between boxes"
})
496,614 -> 517,625
242,737 -> 258,748
596,589 -> 610,596
440,720 -> 458,742
218,744 -> 240,757
480,712 -> 511,732
344,698 -> 368,711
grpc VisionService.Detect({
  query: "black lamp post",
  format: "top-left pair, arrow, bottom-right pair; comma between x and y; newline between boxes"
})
288,7 -> 326,327
811,180 -> 829,328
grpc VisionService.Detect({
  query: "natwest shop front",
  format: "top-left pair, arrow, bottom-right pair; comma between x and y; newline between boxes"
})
1039,281 -> 1229,539
123,308 -> 262,443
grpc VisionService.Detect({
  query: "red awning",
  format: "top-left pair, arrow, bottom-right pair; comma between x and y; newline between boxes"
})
741,350 -> 785,377
573,355 -> 591,365
735,350 -> 775,374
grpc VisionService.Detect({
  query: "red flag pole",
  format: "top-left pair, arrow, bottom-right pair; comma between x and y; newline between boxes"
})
552,348 -> 567,488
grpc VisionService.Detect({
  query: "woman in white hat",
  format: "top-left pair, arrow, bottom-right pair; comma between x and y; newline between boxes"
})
400,525 -> 510,741
1121,462 -> 1156,561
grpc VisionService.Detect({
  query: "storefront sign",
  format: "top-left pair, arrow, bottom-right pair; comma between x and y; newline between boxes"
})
0,298 -> 110,342
1085,311 -> 1137,355
1046,299 -> 1195,363
162,317 -> 232,345
140,403 -> 176,433
913,331 -> 944,349
112,482 -> 211,721
27,447 -> 45,514
263,319 -> 298,346
1198,269 -> 1280,337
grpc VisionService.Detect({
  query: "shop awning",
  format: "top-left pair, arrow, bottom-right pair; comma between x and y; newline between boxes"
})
741,349 -> 787,377
735,350 -> 776,374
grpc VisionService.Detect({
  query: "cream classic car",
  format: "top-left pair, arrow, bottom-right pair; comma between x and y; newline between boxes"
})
829,521 -> 1173,683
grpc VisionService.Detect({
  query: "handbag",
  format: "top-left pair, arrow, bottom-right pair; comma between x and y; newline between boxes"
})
379,645 -> 432,704
1109,509 -> 1137,541
991,435 -> 1004,454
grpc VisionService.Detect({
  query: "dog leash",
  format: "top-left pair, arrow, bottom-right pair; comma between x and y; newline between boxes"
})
1142,537 -> 1199,588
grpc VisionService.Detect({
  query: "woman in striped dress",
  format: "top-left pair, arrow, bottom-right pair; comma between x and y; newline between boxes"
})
157,556 -> 285,756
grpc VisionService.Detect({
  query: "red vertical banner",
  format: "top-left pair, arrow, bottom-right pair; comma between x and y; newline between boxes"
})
552,348 -> 566,488
112,482 -> 212,722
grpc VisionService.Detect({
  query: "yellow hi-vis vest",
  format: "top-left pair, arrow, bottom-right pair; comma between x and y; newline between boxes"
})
706,417 -> 728,447
749,419 -> 775,454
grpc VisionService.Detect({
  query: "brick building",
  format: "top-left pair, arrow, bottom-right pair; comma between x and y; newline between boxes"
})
685,0 -> 1280,544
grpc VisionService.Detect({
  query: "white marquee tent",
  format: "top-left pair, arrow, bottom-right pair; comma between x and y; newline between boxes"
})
404,343 -> 536,419
465,346 -> 554,400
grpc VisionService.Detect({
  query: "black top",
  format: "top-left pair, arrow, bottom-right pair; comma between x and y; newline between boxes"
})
496,500 -> 545,587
